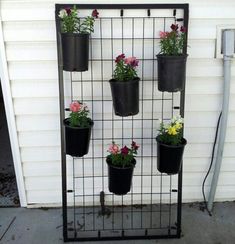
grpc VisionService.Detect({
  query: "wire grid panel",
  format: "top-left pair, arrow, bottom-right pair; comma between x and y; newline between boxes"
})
56,4 -> 188,241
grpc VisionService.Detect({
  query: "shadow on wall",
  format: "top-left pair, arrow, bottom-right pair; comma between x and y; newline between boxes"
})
0,81 -> 19,206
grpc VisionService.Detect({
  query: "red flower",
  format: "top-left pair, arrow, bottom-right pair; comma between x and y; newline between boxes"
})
115,53 -> 125,63
131,141 -> 139,151
65,7 -> 71,15
121,146 -> 129,155
180,26 -> 187,33
92,9 -> 99,18
170,24 -> 178,31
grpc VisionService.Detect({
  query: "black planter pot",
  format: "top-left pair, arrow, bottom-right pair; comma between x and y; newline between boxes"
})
156,136 -> 187,175
61,33 -> 89,72
106,157 -> 136,195
63,118 -> 93,157
157,54 -> 188,92
109,77 -> 140,117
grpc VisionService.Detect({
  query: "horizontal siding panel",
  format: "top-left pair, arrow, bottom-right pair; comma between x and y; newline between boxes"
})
6,39 -> 215,61
3,18 -> 235,41
184,157 -> 235,173
14,98 -> 59,115
24,172 -> 235,192
12,94 -> 235,116
8,59 -> 235,80
185,127 -> 235,143
6,42 -> 57,61
10,78 -> 235,98
20,143 -> 235,163
22,157 -> 235,177
15,111 -> 235,132
188,39 -> 215,59
11,80 -> 59,98
3,21 -> 56,42
185,111 -> 235,127
27,190 -> 62,205
18,126 -> 235,148
188,18 -> 235,39
16,115 -> 60,131
182,186 -> 235,202
18,131 -> 60,147
1,2 -> 55,22
2,0 -> 235,20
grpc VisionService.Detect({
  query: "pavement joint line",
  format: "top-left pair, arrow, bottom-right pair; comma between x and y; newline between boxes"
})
0,216 -> 16,241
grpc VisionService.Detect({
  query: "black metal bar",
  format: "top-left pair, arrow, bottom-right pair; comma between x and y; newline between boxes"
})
55,6 -> 68,241
56,4 -> 189,10
177,3 -> 189,238
90,27 -> 96,232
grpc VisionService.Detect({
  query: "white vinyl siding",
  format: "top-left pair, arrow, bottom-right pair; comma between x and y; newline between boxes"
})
1,0 -> 235,206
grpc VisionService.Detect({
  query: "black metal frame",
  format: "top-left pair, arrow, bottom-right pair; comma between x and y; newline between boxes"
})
55,4 -> 189,242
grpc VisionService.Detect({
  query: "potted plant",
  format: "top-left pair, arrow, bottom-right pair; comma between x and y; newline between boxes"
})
156,115 -> 187,174
109,54 -> 140,116
157,24 -> 187,92
58,6 -> 99,71
63,101 -> 93,157
106,141 -> 139,195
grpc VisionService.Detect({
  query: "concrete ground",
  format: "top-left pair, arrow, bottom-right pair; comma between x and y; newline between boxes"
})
0,202 -> 234,244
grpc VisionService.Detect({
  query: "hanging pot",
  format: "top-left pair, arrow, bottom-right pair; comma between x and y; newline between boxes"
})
61,33 -> 89,72
106,157 -> 136,195
63,118 -> 93,157
109,77 -> 140,117
157,54 -> 188,92
156,136 -> 187,174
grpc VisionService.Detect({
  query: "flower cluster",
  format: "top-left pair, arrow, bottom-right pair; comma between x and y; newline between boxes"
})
113,54 -> 139,81
107,141 -> 139,167
159,24 -> 186,55
157,115 -> 184,145
58,6 -> 99,33
69,101 -> 91,127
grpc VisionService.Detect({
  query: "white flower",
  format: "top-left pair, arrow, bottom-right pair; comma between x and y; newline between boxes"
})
58,9 -> 67,18
171,115 -> 184,124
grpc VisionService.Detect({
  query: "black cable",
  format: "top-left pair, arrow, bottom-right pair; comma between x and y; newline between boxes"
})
202,112 -> 222,216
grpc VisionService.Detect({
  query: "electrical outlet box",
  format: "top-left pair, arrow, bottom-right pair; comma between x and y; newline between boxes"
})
216,25 -> 235,58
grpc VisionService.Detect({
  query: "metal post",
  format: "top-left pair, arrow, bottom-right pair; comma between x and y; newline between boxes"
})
207,30 -> 234,211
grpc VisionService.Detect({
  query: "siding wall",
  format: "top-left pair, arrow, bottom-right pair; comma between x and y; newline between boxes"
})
1,0 -> 235,206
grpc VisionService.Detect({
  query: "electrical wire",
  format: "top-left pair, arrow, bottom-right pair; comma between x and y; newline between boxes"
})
202,112 -> 222,216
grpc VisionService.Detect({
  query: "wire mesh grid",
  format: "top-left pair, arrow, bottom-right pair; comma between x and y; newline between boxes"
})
55,4 -> 189,242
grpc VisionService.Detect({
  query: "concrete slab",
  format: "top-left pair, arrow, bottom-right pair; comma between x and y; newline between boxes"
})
0,202 -> 235,244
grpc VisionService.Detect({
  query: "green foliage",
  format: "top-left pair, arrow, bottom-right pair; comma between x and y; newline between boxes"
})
113,54 -> 139,81
59,6 -> 97,34
113,59 -> 138,81
69,102 -> 91,128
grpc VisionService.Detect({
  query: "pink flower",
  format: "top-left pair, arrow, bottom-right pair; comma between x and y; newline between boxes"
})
131,141 -> 139,151
180,26 -> 187,33
108,143 -> 120,154
70,101 -> 81,112
124,57 -> 139,68
92,9 -> 99,18
159,31 -> 169,39
121,146 -> 129,155
115,54 -> 125,63
170,24 -> 178,31
65,7 -> 71,15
